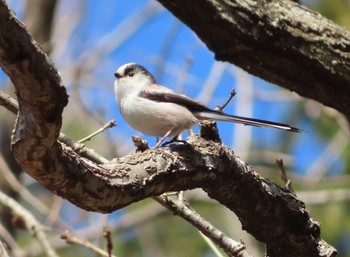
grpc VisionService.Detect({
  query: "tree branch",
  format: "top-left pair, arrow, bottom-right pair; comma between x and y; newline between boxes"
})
23,0 -> 57,53
0,90 -> 110,164
0,240 -> 10,257
61,230 -> 116,257
154,195 -> 252,257
0,190 -> 58,257
156,0 -> 350,121
0,1 -> 337,257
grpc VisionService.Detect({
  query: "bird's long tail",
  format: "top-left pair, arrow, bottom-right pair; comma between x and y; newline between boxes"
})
195,111 -> 302,132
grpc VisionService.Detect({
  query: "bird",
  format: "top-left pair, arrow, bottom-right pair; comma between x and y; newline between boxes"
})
114,63 -> 301,147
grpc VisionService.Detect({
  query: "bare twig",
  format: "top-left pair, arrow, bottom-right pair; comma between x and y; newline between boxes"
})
78,119 -> 116,143
198,231 -> 225,257
59,133 -> 109,164
0,190 -> 58,257
26,201 -> 167,256
61,230 -> 116,257
154,195 -> 252,257
46,196 -> 63,227
276,159 -> 288,183
0,90 -> 18,114
0,154 -> 68,225
132,135 -> 149,151
0,223 -> 24,257
0,240 -> 10,257
103,227 -> 113,257
0,153 -> 71,236
216,88 -> 236,112
276,159 -> 293,191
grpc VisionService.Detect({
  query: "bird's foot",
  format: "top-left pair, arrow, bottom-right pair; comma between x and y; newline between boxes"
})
161,138 -> 188,147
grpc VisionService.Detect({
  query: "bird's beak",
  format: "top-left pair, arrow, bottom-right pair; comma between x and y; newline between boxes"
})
114,72 -> 122,79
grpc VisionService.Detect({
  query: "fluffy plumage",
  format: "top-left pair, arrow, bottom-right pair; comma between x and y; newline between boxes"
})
114,63 -> 301,147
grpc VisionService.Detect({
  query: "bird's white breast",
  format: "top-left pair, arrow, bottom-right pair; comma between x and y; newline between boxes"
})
114,74 -> 197,138
123,94 -> 197,137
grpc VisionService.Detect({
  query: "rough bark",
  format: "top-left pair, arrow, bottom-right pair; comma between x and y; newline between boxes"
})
156,0 -> 350,121
0,1 -> 338,257
0,0 -> 57,234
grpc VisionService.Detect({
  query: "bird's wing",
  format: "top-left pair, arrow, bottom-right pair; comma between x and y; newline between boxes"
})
139,86 -> 302,133
139,87 -> 213,113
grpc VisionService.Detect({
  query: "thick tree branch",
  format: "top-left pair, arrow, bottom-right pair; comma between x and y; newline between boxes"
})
0,0 -> 58,235
156,0 -> 350,121
0,92 -> 249,257
0,1 -> 68,185
0,1 -> 337,257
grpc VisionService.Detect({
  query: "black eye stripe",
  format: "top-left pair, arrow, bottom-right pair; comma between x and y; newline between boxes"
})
119,63 -> 156,83
124,67 -> 134,76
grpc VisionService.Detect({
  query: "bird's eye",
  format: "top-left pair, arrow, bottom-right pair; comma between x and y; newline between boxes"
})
128,72 -> 134,77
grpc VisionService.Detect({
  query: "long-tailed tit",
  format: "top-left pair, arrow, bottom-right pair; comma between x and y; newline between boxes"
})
114,63 -> 301,147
